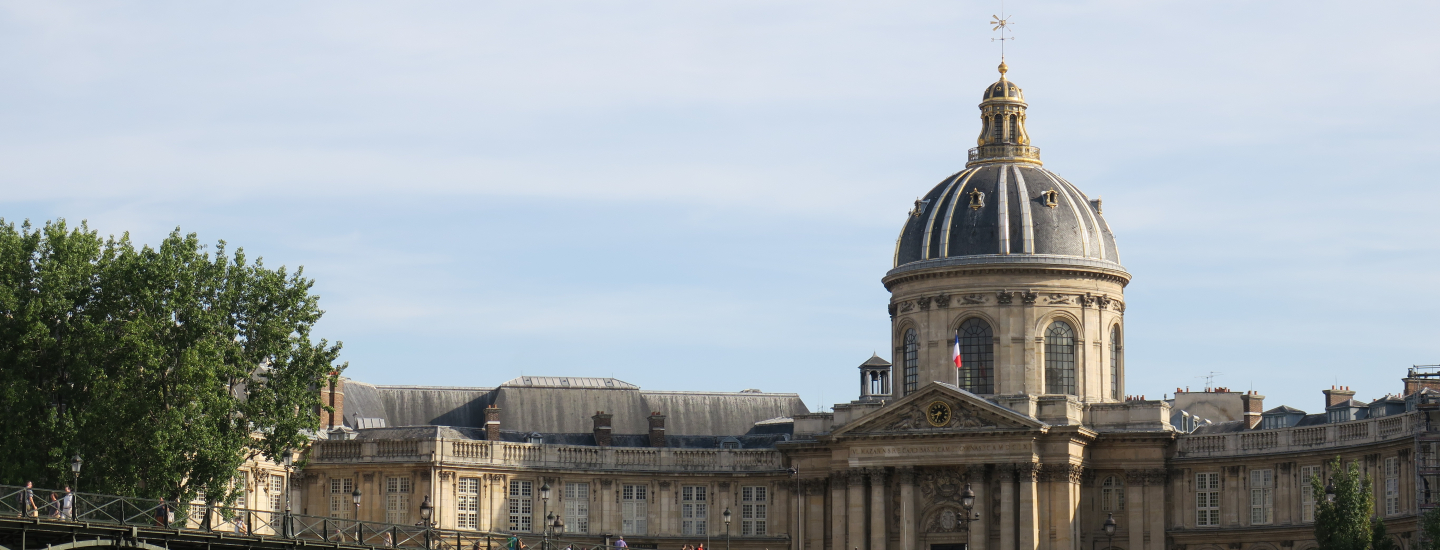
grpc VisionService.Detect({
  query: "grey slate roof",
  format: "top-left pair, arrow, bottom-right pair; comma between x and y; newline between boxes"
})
342,379 -> 809,438
892,164 -> 1124,272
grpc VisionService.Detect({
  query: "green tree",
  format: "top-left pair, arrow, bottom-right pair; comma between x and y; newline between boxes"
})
1421,506 -> 1440,550
0,219 -> 343,503
1312,456 -> 1374,550
1372,516 -> 1398,550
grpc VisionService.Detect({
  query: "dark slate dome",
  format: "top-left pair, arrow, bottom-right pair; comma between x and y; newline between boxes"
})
891,164 -> 1123,273
983,79 -> 1024,101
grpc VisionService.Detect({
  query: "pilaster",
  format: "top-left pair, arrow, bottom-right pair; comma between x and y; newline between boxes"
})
898,468 -> 916,550
848,470 -> 866,550
870,469 -> 888,550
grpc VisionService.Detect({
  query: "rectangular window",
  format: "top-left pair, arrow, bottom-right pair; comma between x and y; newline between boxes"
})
1386,457 -> 1400,516
509,480 -> 533,532
1196,473 -> 1220,527
621,484 -> 648,535
329,477 -> 354,519
236,475 -> 247,510
741,486 -> 767,536
1249,469 -> 1273,525
564,482 -> 589,534
1300,465 -> 1320,523
270,475 -> 285,523
1100,477 -> 1124,512
386,477 -> 411,525
681,486 -> 707,535
457,478 -> 480,530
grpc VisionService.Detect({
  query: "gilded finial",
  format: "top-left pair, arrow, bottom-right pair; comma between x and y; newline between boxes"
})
998,61 -> 1008,78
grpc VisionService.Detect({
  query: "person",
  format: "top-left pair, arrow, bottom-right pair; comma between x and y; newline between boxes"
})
506,534 -> 520,550
614,536 -> 627,549
60,487 -> 74,520
383,532 -> 393,547
156,498 -> 172,527
19,481 -> 37,518
48,493 -> 59,518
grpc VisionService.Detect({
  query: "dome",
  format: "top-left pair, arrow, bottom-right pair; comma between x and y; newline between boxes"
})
889,62 -> 1126,279
891,164 -> 1122,272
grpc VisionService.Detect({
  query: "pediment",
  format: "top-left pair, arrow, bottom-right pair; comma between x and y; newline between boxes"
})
832,382 -> 1046,437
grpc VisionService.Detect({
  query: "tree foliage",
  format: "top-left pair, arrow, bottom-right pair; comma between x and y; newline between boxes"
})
1372,516 -> 1398,550
1421,506 -> 1440,550
1312,456 -> 1374,550
0,219 -> 343,503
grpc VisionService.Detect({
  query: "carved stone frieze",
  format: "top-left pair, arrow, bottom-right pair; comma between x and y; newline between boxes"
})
996,290 -> 1014,304
995,464 -> 1016,483
1016,462 -> 1039,482
1021,291 -> 1038,305
848,471 -> 866,487
935,294 -> 951,308
718,481 -> 731,490
600,479 -> 613,487
869,468 -> 888,484
362,473 -> 375,482
1046,293 -> 1072,305
1125,470 -> 1147,485
917,296 -> 932,311
918,467 -> 969,506
899,301 -> 915,312
1095,294 -> 1111,309
658,480 -> 672,489
962,294 -> 986,304
1080,294 -> 1096,307
438,471 -> 455,481
1144,469 -> 1169,485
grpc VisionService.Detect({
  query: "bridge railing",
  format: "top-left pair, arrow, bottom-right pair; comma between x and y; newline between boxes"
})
0,484 -> 536,550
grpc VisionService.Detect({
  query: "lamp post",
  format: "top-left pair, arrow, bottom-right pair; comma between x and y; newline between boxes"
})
1325,479 -> 1337,504
722,507 -> 732,550
540,482 -> 551,549
282,452 -> 294,537
420,495 -> 435,549
551,515 -> 564,541
1102,514 -> 1116,550
352,488 -> 363,543
70,454 -> 83,493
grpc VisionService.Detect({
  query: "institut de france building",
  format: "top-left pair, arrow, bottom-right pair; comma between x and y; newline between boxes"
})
273,63 -> 1440,550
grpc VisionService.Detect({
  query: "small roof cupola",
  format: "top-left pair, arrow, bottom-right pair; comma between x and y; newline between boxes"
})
971,62 -> 1040,166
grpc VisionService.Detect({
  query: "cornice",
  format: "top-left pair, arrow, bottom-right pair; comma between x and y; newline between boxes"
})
883,259 -> 1131,291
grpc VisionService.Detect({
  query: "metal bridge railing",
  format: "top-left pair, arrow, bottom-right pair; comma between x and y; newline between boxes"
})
0,484 -> 597,550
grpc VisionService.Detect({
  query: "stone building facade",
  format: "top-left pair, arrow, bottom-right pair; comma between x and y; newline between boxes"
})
282,62 -> 1435,550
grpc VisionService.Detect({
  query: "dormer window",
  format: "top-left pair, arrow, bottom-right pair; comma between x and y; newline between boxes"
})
1042,190 -> 1059,208
719,437 -> 741,450
969,189 -> 986,210
526,432 -> 544,445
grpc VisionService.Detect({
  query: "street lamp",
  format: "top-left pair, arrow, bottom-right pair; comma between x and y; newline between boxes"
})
352,488 -> 363,543
70,454 -> 83,493
282,452 -> 294,537
723,507 -> 732,550
1102,514 -> 1116,550
1324,479 -> 1337,504
540,482 -> 551,548
420,495 -> 435,549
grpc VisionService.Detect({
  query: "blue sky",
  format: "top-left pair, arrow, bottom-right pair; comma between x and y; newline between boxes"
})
1,1 -> 1437,416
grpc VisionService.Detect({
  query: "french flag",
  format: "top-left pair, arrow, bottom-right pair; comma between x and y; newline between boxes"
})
953,330 -> 963,370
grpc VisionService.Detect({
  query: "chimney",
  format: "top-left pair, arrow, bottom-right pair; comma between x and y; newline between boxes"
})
321,374 -> 346,430
1241,391 -> 1265,429
1324,386 -> 1356,408
592,412 -> 613,447
485,405 -> 502,440
648,412 -> 667,448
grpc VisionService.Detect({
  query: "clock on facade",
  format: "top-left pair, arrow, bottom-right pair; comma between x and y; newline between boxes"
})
926,400 -> 952,427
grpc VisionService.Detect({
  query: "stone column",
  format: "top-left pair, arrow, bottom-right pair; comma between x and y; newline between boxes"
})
1017,463 -> 1038,550
898,468 -> 916,550
870,469 -> 888,550
1145,471 -> 1165,550
1125,471 -> 1144,550
806,480 -> 827,550
848,470 -> 867,550
831,473 -> 848,550
998,465 -> 1016,550
1052,465 -> 1078,550
970,466 -> 988,550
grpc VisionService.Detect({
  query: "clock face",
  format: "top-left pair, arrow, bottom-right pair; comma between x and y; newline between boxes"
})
926,401 -> 952,427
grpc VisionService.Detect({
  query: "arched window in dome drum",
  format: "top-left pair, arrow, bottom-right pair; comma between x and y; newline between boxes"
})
903,329 -> 919,395
1044,321 -> 1077,395
957,318 -> 994,394
1110,326 -> 1122,400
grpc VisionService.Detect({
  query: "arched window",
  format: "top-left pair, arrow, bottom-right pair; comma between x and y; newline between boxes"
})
1101,476 -> 1125,512
1044,321 -> 1076,395
903,329 -> 919,395
957,318 -> 994,394
1110,326 -> 1122,400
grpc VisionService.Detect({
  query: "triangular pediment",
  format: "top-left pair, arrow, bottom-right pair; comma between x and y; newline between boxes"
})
832,382 -> 1047,437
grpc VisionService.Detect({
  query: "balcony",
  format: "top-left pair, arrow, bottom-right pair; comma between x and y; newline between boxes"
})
967,144 -> 1041,163
1175,411 -> 1415,459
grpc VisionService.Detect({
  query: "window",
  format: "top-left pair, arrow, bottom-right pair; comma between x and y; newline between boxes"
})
681,486 -> 707,535
564,482 -> 589,534
622,485 -> 648,535
1250,469 -> 1273,525
1044,321 -> 1077,395
1300,465 -> 1320,522
329,477 -> 354,519
958,318 -> 994,394
386,477 -> 411,525
1110,326 -> 1122,400
236,475 -> 247,510
1101,476 -> 1125,512
1196,473 -> 1220,527
457,478 -> 480,530
903,329 -> 919,395
741,486 -> 767,536
509,480 -> 533,532
1386,457 -> 1400,516
270,475 -> 285,522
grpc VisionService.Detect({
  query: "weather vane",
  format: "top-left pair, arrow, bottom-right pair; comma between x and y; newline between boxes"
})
990,1 -> 1014,62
